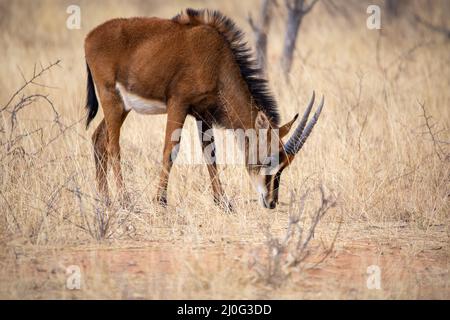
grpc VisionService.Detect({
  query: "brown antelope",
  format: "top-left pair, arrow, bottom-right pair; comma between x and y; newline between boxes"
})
84,8 -> 324,210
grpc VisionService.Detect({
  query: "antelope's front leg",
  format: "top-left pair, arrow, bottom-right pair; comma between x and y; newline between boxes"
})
196,119 -> 232,211
156,101 -> 188,207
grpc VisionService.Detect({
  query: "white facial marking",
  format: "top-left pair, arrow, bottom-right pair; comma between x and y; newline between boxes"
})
256,180 -> 268,196
257,184 -> 268,207
253,174 -> 268,204
116,82 -> 166,115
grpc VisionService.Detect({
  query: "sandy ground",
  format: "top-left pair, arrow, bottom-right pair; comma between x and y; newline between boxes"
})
1,223 -> 448,299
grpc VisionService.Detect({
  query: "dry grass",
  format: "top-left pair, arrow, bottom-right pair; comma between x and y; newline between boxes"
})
0,0 -> 449,299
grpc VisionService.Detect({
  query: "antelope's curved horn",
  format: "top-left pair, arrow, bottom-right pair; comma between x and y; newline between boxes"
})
296,91 -> 315,136
285,93 -> 324,155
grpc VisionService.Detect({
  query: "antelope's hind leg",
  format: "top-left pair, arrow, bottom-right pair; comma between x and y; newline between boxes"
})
92,119 -> 110,203
97,86 -> 130,207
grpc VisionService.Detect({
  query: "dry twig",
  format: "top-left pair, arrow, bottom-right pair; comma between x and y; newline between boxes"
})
251,185 -> 338,287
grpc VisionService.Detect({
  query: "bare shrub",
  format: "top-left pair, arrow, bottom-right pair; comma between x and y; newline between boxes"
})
250,185 -> 338,288
1,60 -> 63,159
0,60 -> 140,242
416,101 -> 449,162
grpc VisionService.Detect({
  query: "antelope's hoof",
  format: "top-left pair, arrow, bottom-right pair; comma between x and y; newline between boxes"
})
154,195 -> 168,208
214,197 -> 234,213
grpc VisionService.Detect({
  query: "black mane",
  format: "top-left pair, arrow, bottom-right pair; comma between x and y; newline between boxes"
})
173,9 -> 280,125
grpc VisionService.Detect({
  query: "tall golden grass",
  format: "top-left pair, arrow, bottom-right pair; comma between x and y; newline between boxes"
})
0,0 -> 449,299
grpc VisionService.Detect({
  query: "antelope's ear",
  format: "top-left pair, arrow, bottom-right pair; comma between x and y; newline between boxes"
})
279,113 -> 299,138
255,111 -> 271,130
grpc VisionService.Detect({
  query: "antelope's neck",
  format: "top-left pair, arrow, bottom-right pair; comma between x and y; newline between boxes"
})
219,82 -> 268,172
217,83 -> 259,131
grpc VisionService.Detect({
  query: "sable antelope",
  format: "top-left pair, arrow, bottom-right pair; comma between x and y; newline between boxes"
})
84,8 -> 324,210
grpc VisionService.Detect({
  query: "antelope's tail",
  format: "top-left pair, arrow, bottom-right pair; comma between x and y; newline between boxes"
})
85,62 -> 98,129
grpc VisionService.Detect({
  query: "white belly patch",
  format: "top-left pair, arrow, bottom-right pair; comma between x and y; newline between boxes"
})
115,82 -> 167,115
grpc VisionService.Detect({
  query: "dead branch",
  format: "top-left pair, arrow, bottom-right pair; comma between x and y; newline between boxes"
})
0,60 -> 85,163
413,14 -> 450,39
252,185 -> 338,288
417,101 -> 448,161
1,60 -> 61,112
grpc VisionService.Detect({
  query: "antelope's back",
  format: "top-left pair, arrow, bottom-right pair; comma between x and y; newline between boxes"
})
85,17 -> 183,67
84,16 -> 228,100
